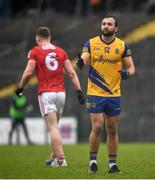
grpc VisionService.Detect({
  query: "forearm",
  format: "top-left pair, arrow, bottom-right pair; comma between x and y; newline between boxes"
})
19,72 -> 32,89
64,59 -> 85,105
70,73 -> 85,105
18,60 -> 35,89
76,52 -> 90,69
127,66 -> 135,76
81,52 -> 90,64
123,56 -> 135,77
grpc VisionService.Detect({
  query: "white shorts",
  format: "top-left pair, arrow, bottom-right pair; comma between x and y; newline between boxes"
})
38,92 -> 66,117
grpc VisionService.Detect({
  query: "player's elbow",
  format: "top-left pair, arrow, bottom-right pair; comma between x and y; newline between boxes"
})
128,65 -> 135,77
24,70 -> 33,78
130,66 -> 136,76
68,71 -> 76,79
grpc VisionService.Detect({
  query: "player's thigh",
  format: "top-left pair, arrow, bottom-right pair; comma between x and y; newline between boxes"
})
38,92 -> 65,116
90,113 -> 104,128
105,97 -> 121,116
56,92 -> 66,114
38,92 -> 57,116
104,97 -> 120,129
105,114 -> 120,131
44,112 -> 58,130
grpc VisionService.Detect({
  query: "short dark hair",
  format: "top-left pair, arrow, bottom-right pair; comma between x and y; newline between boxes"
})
102,15 -> 118,27
36,27 -> 51,39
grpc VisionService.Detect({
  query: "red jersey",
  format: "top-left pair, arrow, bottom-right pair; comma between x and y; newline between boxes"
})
28,43 -> 68,94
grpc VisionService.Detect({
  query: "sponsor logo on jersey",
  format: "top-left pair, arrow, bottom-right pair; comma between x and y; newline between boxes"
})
94,47 -> 100,50
93,55 -> 118,64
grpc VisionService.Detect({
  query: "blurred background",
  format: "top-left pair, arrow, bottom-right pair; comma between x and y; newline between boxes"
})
0,0 -> 155,144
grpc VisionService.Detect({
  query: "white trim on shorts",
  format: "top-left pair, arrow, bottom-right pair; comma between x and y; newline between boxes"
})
38,92 -> 66,117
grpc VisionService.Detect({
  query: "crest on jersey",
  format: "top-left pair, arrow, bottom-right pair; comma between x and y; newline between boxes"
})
114,48 -> 119,55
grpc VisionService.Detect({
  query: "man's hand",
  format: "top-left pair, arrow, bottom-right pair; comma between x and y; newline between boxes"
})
77,90 -> 85,105
119,70 -> 130,80
76,53 -> 84,70
15,87 -> 23,97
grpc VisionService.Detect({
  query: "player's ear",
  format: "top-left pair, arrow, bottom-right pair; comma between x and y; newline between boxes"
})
49,35 -> 51,41
115,27 -> 118,33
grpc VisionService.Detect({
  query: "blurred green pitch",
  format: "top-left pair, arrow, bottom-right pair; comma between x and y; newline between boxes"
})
0,143 -> 155,179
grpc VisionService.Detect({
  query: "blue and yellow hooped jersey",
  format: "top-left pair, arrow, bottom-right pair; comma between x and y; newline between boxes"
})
82,36 -> 131,97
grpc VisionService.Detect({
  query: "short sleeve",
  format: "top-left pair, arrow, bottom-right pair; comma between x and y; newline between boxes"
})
82,40 -> 90,53
122,44 -> 132,58
28,48 -> 37,60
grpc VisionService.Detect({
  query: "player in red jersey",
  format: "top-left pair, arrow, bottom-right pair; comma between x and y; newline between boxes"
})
15,27 -> 85,167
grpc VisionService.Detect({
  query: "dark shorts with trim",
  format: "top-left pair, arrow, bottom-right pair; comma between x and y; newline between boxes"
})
86,96 -> 121,116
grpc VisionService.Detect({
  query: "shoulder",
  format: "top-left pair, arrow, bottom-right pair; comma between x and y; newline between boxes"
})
89,36 -> 100,43
28,45 -> 39,59
115,37 -> 125,45
32,45 -> 41,51
54,45 -> 69,60
115,37 -> 130,49
115,37 -> 132,57
84,36 -> 99,45
82,37 -> 99,53
90,36 -> 100,41
56,46 -> 66,53
56,45 -> 68,57
114,37 -> 128,53
29,45 -> 39,54
53,44 -> 65,53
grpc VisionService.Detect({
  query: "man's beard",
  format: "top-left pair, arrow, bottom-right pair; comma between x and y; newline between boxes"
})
102,29 -> 115,37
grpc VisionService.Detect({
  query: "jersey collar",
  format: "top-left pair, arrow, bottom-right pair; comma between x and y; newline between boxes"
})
99,35 -> 116,45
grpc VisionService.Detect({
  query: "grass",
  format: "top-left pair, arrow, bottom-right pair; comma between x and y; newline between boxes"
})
0,143 -> 155,179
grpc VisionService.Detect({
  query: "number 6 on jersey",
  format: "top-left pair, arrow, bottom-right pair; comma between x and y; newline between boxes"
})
45,52 -> 58,71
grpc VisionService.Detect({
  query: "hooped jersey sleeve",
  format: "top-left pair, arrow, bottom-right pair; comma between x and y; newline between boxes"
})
122,44 -> 132,58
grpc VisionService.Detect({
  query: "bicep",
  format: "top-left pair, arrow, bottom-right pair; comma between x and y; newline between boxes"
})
64,59 -> 75,75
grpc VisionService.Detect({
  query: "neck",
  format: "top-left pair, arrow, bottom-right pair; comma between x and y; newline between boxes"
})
41,39 -> 50,45
101,34 -> 115,44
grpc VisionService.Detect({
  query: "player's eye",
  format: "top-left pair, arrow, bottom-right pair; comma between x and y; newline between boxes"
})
102,22 -> 113,26
107,22 -> 113,26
